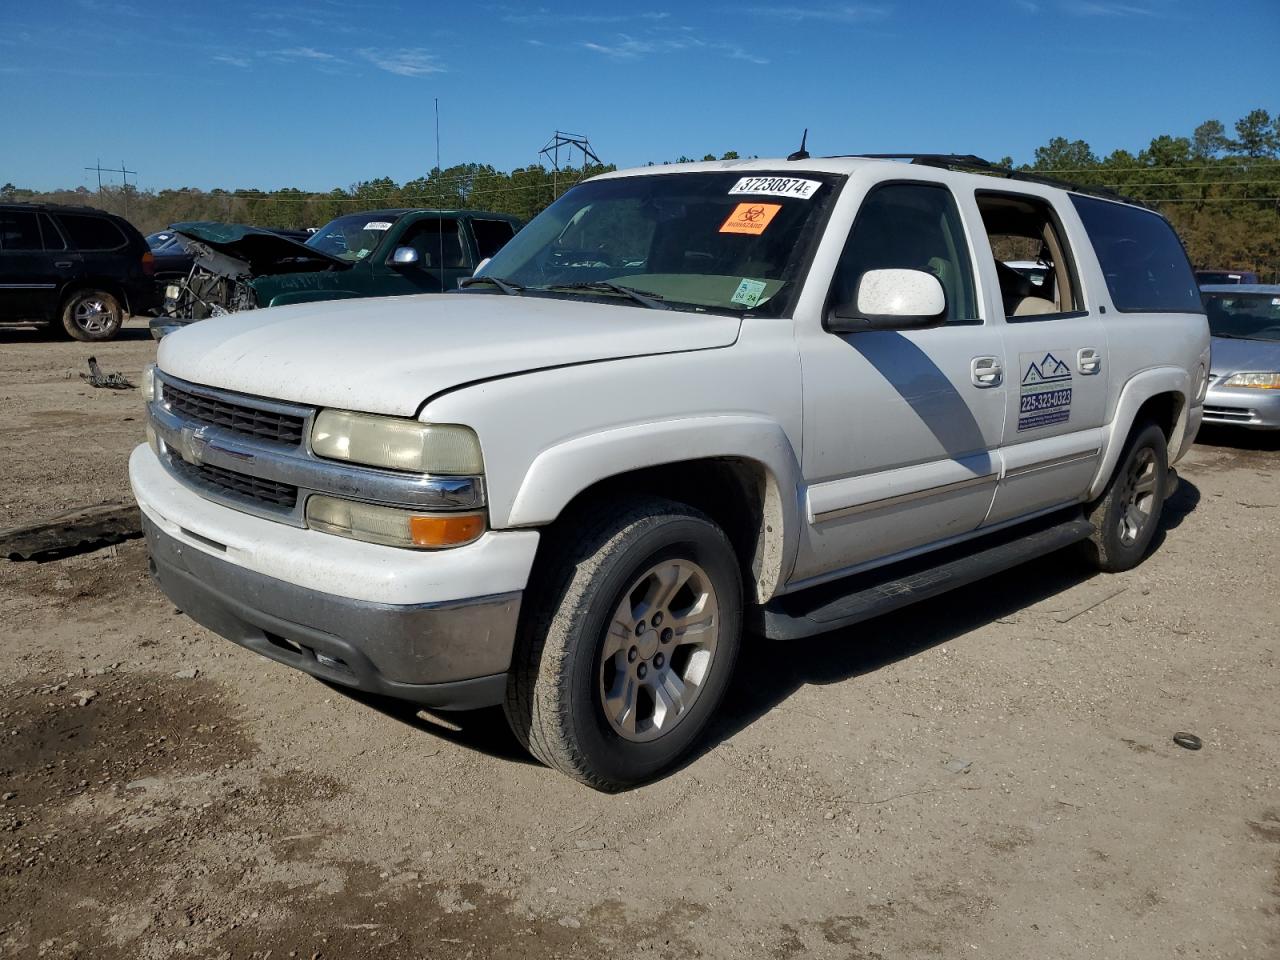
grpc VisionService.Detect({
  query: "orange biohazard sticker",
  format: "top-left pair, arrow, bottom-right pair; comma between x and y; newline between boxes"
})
719,202 -> 782,236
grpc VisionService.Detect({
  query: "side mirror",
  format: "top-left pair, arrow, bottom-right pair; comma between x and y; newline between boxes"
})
828,268 -> 947,333
389,246 -> 420,266
473,256 -> 492,277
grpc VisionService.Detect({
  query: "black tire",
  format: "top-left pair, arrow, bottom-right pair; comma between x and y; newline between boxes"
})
1080,421 -> 1168,572
61,289 -> 123,342
504,497 -> 743,791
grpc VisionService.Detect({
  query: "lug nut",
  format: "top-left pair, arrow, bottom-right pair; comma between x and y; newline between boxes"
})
661,628 -> 673,644
635,621 -> 646,636
637,664 -> 648,679
654,653 -> 665,669
652,611 -> 664,627
628,646 -> 638,663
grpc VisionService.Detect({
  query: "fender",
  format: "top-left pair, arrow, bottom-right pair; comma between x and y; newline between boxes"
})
506,415 -> 804,601
264,289 -> 364,308
1088,366 -> 1190,499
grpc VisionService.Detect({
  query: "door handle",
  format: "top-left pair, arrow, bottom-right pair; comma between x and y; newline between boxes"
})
1078,347 -> 1102,375
54,261 -> 74,268
971,356 -> 1003,387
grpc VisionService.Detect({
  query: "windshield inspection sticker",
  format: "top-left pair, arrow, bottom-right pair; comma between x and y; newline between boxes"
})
1018,351 -> 1073,431
720,202 -> 781,236
731,278 -> 768,307
729,176 -> 821,200
363,221 -> 392,230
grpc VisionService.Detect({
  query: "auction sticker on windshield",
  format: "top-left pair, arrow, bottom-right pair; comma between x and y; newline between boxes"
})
721,203 -> 782,236
364,221 -> 392,230
729,176 -> 821,199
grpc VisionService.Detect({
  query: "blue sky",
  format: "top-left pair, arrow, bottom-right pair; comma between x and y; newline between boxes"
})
2,0 -> 1277,192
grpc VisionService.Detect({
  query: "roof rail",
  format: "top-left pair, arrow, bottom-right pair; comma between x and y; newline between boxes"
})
846,154 -> 1144,206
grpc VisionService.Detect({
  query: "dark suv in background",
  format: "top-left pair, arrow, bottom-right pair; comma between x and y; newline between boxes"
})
0,202 -> 159,341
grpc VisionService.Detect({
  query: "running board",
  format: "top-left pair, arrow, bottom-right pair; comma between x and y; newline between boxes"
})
760,511 -> 1093,641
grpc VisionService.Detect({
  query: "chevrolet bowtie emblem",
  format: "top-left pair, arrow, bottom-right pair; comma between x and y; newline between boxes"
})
180,425 -> 210,466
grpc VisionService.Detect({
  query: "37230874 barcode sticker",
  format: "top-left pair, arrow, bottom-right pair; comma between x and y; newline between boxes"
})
728,176 -> 822,200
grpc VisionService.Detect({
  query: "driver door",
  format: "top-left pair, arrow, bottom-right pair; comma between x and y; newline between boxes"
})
379,217 -> 473,294
791,180 -> 1008,584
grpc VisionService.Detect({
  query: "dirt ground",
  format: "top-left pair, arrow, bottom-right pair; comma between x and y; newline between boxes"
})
1,320 -> 1277,959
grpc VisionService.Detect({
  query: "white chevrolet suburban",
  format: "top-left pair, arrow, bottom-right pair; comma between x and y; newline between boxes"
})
131,156 -> 1210,790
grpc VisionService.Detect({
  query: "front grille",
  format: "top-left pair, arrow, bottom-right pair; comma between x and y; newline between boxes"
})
162,382 -> 305,446
1203,404 -> 1255,422
169,456 -> 298,508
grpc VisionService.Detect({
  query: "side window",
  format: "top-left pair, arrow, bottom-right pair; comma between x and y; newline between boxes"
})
40,214 -> 66,251
976,192 -> 1081,321
397,218 -> 470,270
57,214 -> 127,251
1069,195 -> 1201,314
833,182 -> 978,323
0,210 -> 43,251
471,219 -> 516,260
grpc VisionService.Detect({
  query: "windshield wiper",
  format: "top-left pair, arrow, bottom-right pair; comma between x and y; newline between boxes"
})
459,275 -> 525,296
543,280 -> 671,310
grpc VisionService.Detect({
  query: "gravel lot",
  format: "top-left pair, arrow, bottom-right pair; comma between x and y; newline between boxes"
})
2,320 -> 1277,959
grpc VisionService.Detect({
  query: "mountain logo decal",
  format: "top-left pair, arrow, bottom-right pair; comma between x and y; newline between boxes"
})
1018,350 -> 1073,431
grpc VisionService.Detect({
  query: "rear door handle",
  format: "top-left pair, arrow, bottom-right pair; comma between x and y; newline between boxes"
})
1078,347 -> 1102,375
54,261 -> 74,268
971,356 -> 1003,387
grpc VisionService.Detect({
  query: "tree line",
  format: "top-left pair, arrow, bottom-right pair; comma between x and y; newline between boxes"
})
3,110 -> 1277,277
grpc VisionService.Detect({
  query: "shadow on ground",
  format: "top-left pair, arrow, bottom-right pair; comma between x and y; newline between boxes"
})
326,479 -> 1203,784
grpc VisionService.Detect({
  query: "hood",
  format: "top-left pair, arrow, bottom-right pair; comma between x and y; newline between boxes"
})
157,293 -> 741,416
171,222 -> 347,277
1209,335 -> 1280,377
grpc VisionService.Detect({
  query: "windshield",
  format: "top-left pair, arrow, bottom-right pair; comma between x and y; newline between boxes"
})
306,213 -> 400,262
471,171 -> 842,315
1204,292 -> 1280,342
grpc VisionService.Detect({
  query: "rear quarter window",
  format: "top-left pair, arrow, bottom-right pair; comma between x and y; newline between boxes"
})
56,214 -> 128,252
1069,195 -> 1201,314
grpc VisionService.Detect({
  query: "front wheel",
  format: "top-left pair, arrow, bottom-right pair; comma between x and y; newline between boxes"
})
1080,422 -> 1168,572
61,290 -> 123,341
504,498 -> 743,791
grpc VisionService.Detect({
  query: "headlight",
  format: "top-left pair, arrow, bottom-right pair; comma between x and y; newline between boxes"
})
311,410 -> 483,475
164,283 -> 181,301
306,495 -> 485,549
1223,372 -> 1280,390
142,363 -> 156,402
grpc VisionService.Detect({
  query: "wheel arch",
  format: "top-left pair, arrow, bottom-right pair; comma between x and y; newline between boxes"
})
1089,367 -> 1190,500
505,417 -> 802,603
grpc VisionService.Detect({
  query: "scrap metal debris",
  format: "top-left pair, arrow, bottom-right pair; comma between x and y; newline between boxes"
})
1173,732 -> 1203,751
80,356 -> 135,390
0,502 -> 143,560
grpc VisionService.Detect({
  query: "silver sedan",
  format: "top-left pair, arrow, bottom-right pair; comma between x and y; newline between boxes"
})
1201,284 -> 1280,430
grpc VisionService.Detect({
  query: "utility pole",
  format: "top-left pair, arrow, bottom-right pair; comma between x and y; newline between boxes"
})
83,160 -> 138,218
539,131 -> 601,200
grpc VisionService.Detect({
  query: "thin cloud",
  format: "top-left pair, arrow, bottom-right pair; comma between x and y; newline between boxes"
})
739,4 -> 891,22
1061,1 -> 1157,14
213,54 -> 251,67
725,46 -> 769,65
581,35 -> 655,59
1014,0 -> 1040,11
504,8 -> 670,24
272,46 -> 340,61
358,48 -> 446,77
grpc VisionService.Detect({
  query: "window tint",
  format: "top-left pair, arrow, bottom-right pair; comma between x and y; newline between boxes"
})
1069,195 -> 1201,313
396,218 -> 469,270
471,218 -> 516,260
834,182 -> 978,323
0,210 -> 42,251
40,214 -> 66,251
57,213 -> 128,251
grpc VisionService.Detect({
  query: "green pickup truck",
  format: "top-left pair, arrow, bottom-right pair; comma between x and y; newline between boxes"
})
151,208 -> 522,339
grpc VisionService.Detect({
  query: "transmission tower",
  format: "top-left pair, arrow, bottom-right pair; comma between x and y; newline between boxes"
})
539,131 -> 601,199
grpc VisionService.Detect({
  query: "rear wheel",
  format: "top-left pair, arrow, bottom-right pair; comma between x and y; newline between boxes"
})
1080,422 -> 1168,572
62,289 -> 123,342
504,498 -> 742,791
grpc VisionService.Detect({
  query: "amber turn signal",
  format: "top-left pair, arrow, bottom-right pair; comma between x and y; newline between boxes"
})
409,513 -> 487,548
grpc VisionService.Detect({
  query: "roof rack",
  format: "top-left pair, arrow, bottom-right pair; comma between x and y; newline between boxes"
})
845,154 -> 1143,206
